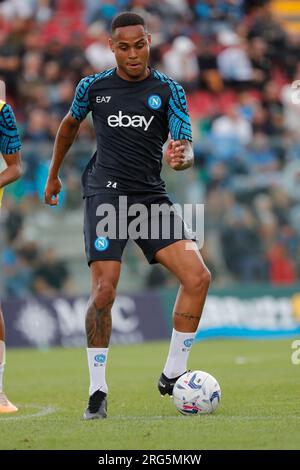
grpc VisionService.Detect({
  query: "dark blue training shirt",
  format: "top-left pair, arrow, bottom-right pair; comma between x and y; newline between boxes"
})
69,68 -> 192,196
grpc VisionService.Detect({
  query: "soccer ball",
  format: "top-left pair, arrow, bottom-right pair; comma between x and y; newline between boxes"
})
172,370 -> 221,415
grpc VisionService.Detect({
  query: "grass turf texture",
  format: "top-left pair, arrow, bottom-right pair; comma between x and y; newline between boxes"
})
0,339 -> 299,450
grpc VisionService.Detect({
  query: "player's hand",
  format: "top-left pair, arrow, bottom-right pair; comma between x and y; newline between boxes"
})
165,139 -> 186,170
44,176 -> 62,206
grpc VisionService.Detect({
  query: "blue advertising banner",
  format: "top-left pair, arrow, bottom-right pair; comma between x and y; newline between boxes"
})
3,286 -> 300,348
160,286 -> 300,341
197,294 -> 300,340
3,292 -> 169,348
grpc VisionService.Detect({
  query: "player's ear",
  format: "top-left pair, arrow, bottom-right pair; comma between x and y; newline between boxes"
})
147,34 -> 152,46
108,38 -> 115,53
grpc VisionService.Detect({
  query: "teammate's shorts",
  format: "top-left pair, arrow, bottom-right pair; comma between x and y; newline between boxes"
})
83,193 -> 194,266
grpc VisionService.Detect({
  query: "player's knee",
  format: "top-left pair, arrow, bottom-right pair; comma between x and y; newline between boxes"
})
201,268 -> 212,288
92,280 -> 116,309
183,267 -> 211,293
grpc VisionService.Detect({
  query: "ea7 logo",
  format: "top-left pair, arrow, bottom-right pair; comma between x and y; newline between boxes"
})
96,96 -> 111,103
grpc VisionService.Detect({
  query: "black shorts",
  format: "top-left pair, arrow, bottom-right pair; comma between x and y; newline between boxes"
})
83,193 -> 194,266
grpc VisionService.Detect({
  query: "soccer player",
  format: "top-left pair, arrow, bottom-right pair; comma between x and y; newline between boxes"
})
0,98 -> 22,413
44,12 -> 211,420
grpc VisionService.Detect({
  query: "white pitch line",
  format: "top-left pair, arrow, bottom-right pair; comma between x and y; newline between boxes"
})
1,409 -> 299,422
0,404 -> 58,421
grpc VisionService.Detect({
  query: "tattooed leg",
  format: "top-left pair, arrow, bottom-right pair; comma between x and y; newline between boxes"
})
172,276 -> 210,333
85,299 -> 113,348
154,241 -> 211,333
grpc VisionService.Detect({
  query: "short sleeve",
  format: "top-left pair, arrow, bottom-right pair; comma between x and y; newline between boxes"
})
0,102 -> 22,155
69,76 -> 93,121
167,82 -> 192,142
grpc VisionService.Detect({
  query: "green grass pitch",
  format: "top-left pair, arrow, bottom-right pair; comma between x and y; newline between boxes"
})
0,339 -> 299,450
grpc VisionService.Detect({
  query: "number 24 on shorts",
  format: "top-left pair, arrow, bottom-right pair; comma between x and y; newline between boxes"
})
106,181 -> 117,189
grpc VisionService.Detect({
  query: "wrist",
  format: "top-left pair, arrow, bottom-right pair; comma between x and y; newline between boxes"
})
48,169 -> 59,180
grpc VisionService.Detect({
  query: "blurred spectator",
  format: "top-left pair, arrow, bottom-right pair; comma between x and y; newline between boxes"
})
33,247 -> 71,296
211,105 -> 252,145
248,36 -> 271,87
161,36 -> 199,90
4,203 -> 24,242
197,38 -> 223,92
84,22 -> 115,72
217,30 -> 254,86
193,0 -> 243,36
247,2 -> 286,62
247,132 -> 279,174
85,0 -> 120,25
284,32 -> 300,80
221,206 -> 266,281
0,28 -> 21,97
281,160 -> 300,202
261,81 -> 284,136
281,64 -> 300,137
0,0 -> 35,20
268,243 -> 296,285
24,109 -> 51,142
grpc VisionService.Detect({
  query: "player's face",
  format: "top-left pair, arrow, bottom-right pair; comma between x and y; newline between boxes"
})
109,25 -> 151,81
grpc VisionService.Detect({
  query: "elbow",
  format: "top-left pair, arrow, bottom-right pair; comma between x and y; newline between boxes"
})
64,113 -> 81,131
12,163 -> 23,182
17,164 -> 23,180
59,113 -> 81,139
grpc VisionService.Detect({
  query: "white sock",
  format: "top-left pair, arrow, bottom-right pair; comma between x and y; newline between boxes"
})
163,329 -> 196,379
87,348 -> 108,396
0,340 -> 5,392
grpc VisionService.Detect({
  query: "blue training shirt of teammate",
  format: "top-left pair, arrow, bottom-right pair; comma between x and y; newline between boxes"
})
0,101 -> 21,155
69,68 -> 192,196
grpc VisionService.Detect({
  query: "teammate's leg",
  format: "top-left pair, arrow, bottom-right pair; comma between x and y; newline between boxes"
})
0,197 -> 17,413
155,240 -> 211,395
0,308 -> 5,392
84,260 -> 121,420
0,307 -> 18,412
